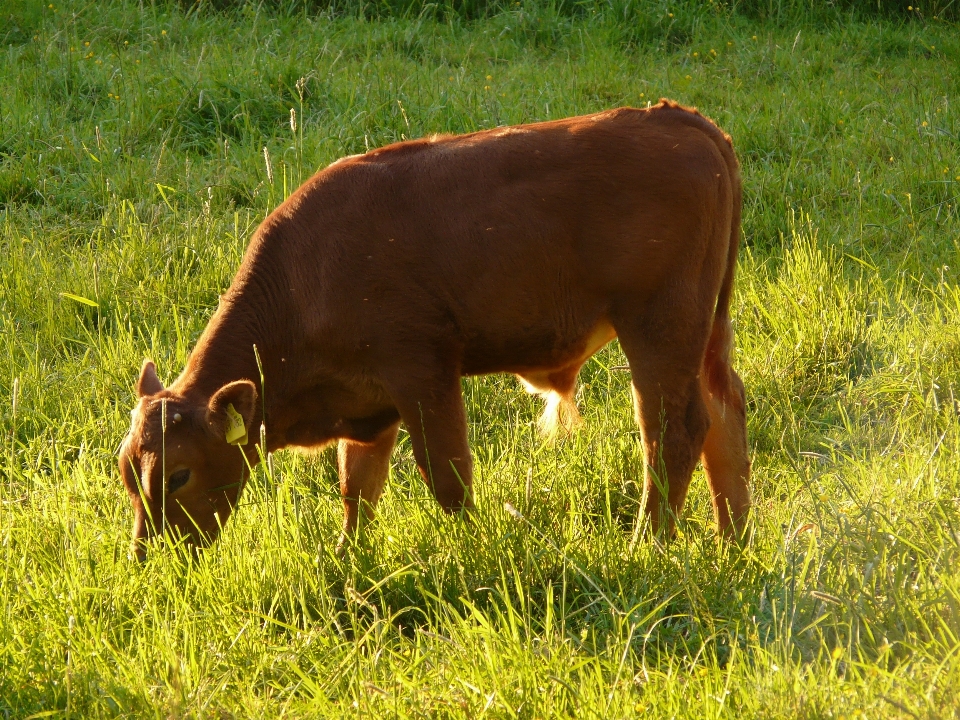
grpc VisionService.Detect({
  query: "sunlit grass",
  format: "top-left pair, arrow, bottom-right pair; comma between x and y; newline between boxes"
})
2,1 -> 960,716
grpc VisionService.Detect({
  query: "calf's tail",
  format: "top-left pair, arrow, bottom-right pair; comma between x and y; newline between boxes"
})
702,130 -> 743,406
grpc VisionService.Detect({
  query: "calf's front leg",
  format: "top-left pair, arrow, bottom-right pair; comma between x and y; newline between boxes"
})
337,421 -> 401,550
385,368 -> 474,515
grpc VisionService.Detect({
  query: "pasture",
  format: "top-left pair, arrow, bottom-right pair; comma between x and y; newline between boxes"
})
2,0 -> 960,716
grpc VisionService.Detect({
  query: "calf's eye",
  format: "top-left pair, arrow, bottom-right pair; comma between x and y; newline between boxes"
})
167,468 -> 191,494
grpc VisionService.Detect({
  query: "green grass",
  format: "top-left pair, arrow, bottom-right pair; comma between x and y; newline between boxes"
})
2,0 -> 960,716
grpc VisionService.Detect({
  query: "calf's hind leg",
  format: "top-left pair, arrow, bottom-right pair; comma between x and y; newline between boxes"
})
699,366 -> 751,537
615,313 -> 713,536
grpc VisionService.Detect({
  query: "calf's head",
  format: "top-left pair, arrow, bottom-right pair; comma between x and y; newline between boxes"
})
118,361 -> 258,560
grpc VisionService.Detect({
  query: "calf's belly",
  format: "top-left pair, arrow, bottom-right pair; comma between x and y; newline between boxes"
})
460,318 -> 617,379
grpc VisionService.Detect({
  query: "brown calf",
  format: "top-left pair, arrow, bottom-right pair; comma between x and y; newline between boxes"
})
118,100 -> 750,559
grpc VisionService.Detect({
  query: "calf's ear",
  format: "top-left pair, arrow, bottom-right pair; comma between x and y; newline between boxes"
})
137,360 -> 164,397
206,380 -> 259,441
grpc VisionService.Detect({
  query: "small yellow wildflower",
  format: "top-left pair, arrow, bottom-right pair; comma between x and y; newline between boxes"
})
922,121 -> 928,127
639,92 -> 644,97
161,30 -> 167,35
693,51 -> 698,57
831,647 -> 843,660
685,74 -> 691,80
85,41 -> 90,46
486,74 -> 492,80
668,12 -> 673,17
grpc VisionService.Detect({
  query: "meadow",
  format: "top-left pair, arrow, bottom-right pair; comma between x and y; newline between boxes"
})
2,0 -> 960,716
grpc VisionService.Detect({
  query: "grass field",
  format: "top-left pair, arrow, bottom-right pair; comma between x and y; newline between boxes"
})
3,0 -> 960,716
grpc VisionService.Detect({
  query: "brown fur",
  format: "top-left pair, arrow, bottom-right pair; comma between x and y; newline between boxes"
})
118,100 -> 751,559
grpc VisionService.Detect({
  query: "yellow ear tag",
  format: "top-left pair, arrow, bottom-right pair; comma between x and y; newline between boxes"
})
224,403 -> 248,445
